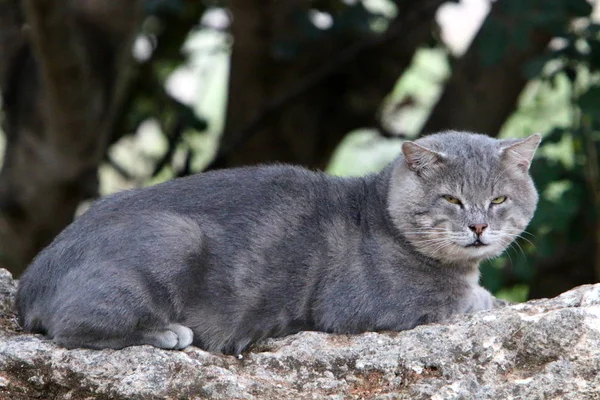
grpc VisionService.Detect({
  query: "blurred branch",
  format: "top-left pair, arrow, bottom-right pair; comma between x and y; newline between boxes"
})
152,118 -> 185,177
108,2 -> 207,179
208,0 -> 444,170
0,1 -> 143,273
176,149 -> 193,177
421,1 -> 553,137
21,0 -> 94,169
97,3 -> 143,151
0,0 -> 24,94
106,155 -> 134,181
206,27 -> 402,170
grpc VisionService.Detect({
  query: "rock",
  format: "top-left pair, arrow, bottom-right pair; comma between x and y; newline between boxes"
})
0,268 -> 599,399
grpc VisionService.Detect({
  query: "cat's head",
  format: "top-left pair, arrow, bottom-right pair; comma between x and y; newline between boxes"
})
388,131 -> 541,264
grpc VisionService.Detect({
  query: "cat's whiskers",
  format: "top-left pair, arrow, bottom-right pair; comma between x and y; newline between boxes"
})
511,238 -> 527,259
495,236 -> 517,266
403,227 -> 451,234
501,241 -> 515,266
427,240 -> 457,255
417,237 -> 461,245
501,228 -> 536,241
416,236 -> 451,245
496,230 -> 536,249
416,234 -> 468,256
404,227 -> 462,236
405,233 -> 464,243
405,234 -> 464,239
509,234 -> 535,249
503,229 -> 534,237
498,235 -> 527,260
409,231 -> 465,241
404,232 -> 451,235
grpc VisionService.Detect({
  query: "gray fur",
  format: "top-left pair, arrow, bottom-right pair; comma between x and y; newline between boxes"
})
16,131 -> 541,354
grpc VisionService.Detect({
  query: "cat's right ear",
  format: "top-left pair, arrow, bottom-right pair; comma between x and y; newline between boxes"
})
401,141 -> 444,173
499,133 -> 542,172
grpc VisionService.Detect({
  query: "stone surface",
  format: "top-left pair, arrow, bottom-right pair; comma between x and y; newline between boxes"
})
1,267 -> 599,399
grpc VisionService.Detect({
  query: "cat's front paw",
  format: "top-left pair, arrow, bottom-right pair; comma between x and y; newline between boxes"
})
465,286 -> 494,313
167,323 -> 194,349
145,324 -> 194,349
492,297 -> 512,308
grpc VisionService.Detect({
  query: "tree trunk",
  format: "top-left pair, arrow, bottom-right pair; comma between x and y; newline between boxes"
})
0,0 -> 141,275
212,0 -> 445,170
421,1 -> 552,137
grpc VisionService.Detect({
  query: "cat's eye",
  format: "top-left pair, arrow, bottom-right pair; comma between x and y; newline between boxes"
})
442,195 -> 462,205
491,196 -> 507,205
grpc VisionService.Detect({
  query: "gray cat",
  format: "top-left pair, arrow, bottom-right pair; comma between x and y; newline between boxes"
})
16,131 -> 541,354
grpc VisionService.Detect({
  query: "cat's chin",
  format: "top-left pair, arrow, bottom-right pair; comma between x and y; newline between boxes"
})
421,242 -> 504,264
460,244 -> 504,261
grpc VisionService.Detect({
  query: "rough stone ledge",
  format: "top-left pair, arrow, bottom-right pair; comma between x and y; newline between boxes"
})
1,268 -> 599,399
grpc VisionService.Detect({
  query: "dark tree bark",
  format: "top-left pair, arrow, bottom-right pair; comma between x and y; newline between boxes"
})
0,0 -> 142,275
421,1 -> 552,137
212,0 -> 445,170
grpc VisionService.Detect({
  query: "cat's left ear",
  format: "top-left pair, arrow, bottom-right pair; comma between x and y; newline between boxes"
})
499,133 -> 542,172
401,141 -> 445,173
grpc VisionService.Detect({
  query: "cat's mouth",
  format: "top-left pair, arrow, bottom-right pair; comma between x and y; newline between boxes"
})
466,239 -> 488,248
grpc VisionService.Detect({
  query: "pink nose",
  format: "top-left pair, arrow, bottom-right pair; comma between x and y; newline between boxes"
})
469,224 -> 488,236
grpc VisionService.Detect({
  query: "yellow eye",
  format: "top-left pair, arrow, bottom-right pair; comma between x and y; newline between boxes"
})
491,196 -> 507,205
443,195 -> 462,205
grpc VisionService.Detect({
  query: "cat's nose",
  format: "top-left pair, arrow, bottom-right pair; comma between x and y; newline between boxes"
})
469,223 -> 488,236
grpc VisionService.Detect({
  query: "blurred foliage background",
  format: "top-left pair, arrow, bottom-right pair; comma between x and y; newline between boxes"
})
0,0 -> 599,302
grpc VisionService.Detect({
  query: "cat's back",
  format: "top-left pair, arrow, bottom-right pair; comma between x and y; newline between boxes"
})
20,164 -> 347,280
88,164 -> 333,218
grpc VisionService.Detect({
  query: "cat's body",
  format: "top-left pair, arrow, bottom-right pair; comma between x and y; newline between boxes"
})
16,131 -> 541,354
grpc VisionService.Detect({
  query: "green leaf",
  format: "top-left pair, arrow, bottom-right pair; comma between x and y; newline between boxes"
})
172,100 -> 208,132
564,66 -> 577,83
523,56 -> 551,79
578,87 -> 600,114
585,23 -> 600,35
542,128 -> 568,144
530,157 -> 570,192
496,284 -> 529,303
586,40 -> 600,71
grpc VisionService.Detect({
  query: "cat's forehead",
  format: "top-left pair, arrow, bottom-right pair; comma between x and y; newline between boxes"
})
416,131 -> 502,159
417,132 -> 512,193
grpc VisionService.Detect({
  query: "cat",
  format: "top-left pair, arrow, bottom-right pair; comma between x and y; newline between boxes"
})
16,131 -> 541,354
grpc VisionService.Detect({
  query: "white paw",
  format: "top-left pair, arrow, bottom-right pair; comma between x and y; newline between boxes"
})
167,323 -> 194,349
466,286 -> 494,313
145,324 -> 194,349
151,330 -> 179,349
